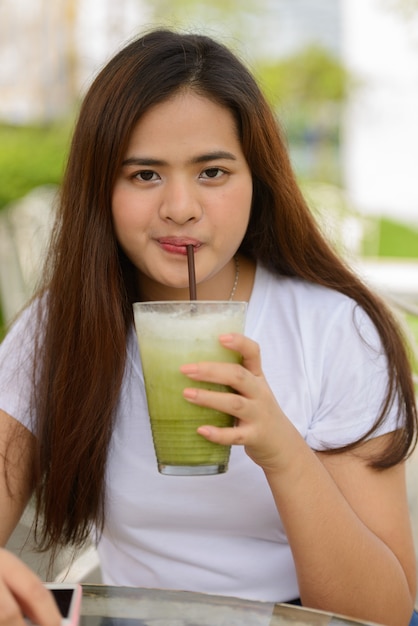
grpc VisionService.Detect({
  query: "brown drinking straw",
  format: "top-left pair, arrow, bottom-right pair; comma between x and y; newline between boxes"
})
186,244 -> 197,300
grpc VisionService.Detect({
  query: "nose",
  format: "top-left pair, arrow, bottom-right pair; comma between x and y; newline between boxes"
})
159,177 -> 203,225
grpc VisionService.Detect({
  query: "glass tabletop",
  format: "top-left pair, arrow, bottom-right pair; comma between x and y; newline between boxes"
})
79,585 -> 382,626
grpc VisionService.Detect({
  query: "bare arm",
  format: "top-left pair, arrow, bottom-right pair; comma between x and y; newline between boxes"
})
0,409 -> 61,625
0,409 -> 34,546
264,429 -> 416,626
182,334 -> 416,626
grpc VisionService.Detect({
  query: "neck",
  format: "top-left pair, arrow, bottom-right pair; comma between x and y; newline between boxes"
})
137,256 -> 240,302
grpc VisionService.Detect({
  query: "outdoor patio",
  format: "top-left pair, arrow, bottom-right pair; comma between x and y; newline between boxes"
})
1,185 -> 417,600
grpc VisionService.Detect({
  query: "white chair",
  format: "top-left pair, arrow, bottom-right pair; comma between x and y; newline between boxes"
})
0,185 -> 56,324
1,186 -> 101,583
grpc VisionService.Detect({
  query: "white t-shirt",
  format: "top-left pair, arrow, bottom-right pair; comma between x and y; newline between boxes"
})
0,264 -> 399,603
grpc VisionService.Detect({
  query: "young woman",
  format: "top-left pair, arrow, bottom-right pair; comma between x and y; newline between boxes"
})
0,29 -> 417,626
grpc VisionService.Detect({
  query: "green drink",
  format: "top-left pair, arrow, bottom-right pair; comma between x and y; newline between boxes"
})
133,301 -> 247,475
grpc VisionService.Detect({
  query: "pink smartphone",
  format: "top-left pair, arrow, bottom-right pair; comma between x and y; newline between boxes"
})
25,583 -> 82,625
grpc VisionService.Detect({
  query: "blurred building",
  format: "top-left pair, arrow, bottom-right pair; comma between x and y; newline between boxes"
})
0,0 -> 341,124
341,0 -> 418,223
258,0 -> 342,58
0,0 -> 76,122
0,0 -> 146,123
1,0 -> 417,224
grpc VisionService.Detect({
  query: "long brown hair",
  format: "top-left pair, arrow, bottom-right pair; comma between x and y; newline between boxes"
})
25,29 -> 416,553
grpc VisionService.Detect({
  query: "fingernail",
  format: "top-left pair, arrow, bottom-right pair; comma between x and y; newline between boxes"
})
219,333 -> 234,344
197,426 -> 212,437
183,388 -> 198,400
180,364 -> 198,375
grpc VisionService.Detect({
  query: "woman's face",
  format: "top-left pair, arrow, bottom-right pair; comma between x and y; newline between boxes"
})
112,90 -> 253,300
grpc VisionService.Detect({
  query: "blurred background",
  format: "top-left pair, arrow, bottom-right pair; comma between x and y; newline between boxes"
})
1,0 -> 418,588
0,0 -> 417,337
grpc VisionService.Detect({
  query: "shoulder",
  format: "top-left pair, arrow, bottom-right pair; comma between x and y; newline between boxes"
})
1,298 -> 46,350
253,264 -> 358,320
0,301 -> 44,433
251,264 -> 381,353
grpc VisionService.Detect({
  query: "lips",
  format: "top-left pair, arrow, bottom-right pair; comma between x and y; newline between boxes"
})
157,237 -> 202,255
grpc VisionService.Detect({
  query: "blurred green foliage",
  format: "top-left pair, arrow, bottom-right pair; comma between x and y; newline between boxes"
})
149,0 -> 262,18
377,218 -> 418,258
254,44 -> 352,186
361,217 -> 418,258
256,44 -> 350,115
0,121 -> 72,209
404,314 -> 418,383
144,0 -> 267,41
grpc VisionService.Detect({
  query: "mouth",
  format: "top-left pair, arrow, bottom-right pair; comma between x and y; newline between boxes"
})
157,237 -> 202,255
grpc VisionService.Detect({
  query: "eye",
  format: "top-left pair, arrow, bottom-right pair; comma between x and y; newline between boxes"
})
134,170 -> 160,182
200,167 -> 225,180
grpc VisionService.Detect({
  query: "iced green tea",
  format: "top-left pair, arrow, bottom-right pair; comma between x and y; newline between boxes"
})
133,301 -> 247,475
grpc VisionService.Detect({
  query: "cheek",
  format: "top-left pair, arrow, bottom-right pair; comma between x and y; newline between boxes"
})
234,180 -> 253,227
111,212 -> 138,254
218,195 -> 252,244
111,186 -> 126,226
111,188 -> 144,237
111,205 -> 129,245
222,176 -> 252,213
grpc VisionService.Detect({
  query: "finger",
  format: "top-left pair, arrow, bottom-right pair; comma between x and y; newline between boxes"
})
181,360 -> 256,399
0,580 -> 26,626
197,424 -> 247,446
179,334 -> 264,397
18,583 -> 61,626
0,550 -> 61,626
219,333 -> 264,377
183,384 -> 247,419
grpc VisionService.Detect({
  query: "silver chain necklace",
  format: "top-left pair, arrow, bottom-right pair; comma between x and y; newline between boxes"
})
229,255 -> 239,300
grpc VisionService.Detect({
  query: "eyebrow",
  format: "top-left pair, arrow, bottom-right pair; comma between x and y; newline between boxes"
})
122,151 -> 237,167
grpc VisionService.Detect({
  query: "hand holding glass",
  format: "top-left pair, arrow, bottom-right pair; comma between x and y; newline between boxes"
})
133,301 -> 247,475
